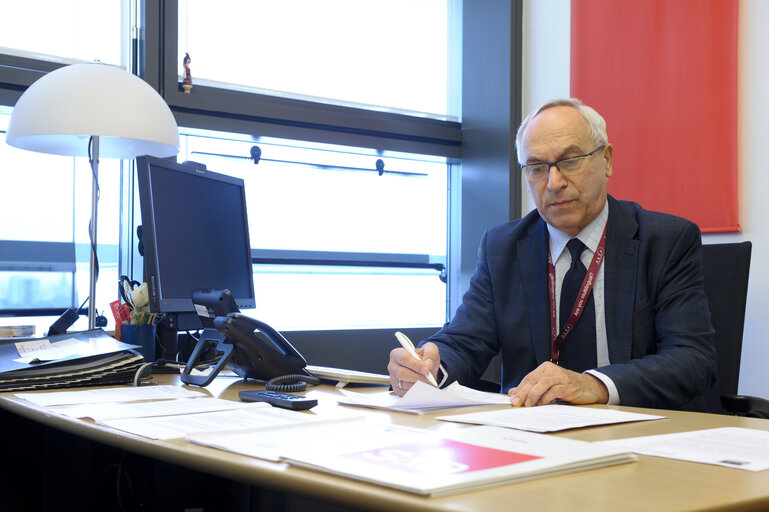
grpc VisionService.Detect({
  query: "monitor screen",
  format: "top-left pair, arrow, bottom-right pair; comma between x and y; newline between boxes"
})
136,156 -> 255,329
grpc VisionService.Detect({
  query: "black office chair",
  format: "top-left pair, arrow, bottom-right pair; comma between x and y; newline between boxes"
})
700,241 -> 769,418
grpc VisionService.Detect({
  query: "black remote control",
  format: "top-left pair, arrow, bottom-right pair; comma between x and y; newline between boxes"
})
238,390 -> 318,411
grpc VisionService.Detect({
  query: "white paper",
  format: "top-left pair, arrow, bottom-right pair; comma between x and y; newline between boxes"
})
188,416 -> 375,461
104,406 -> 337,441
597,427 -> 769,471
13,333 -> 135,363
14,338 -> 57,357
437,404 -> 664,432
14,384 -> 206,406
14,338 -> 91,363
55,397 -> 257,421
338,380 -> 510,414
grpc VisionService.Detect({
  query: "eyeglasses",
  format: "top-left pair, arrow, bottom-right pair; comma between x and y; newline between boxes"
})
521,145 -> 605,181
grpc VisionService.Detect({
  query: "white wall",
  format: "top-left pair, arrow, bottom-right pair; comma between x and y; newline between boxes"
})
520,0 -> 571,215
522,0 -> 768,399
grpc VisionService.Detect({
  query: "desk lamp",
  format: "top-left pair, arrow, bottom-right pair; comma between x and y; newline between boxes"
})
5,61 -> 179,329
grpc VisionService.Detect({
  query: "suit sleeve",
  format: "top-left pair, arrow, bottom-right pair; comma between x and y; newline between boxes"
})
597,221 -> 717,409
420,231 -> 502,389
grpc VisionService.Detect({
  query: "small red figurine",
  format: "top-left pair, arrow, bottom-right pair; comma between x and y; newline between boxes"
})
182,53 -> 192,93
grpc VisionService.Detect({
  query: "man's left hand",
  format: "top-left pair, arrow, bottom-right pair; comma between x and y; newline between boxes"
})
508,361 -> 609,406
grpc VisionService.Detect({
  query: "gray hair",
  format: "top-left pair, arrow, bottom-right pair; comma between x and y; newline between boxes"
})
515,98 -> 609,163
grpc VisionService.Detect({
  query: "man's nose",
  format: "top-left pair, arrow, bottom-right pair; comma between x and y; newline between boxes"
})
546,164 -> 567,190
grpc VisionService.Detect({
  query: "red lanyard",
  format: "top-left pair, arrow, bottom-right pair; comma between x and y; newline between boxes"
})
547,225 -> 607,363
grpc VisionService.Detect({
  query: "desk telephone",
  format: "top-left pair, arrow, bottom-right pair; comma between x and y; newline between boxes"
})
180,289 -> 314,389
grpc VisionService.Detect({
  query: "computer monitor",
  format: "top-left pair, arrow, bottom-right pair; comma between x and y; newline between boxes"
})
136,156 -> 255,332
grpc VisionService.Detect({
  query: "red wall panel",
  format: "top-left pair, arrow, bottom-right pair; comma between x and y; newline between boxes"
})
570,0 -> 738,233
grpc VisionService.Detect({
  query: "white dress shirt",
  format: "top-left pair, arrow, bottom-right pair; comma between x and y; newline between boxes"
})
547,201 -> 620,404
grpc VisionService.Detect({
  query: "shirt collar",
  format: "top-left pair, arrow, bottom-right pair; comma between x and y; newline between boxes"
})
547,200 -> 609,263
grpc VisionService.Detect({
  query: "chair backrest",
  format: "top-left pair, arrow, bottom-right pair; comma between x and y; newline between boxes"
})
700,241 -> 752,414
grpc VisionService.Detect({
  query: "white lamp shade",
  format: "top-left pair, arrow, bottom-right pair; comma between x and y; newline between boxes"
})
6,61 -> 179,158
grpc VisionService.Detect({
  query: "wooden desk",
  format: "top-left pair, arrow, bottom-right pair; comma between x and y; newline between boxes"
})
2,375 -> 769,511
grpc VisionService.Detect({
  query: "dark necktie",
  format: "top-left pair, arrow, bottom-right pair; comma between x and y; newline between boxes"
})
558,238 -> 597,372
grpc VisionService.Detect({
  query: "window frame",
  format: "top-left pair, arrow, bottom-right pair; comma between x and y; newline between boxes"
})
154,1 -> 462,159
136,0 -> 461,335
0,53 -> 64,106
0,0 -> 523,381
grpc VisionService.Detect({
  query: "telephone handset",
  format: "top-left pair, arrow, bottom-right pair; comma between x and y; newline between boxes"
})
218,313 -> 308,379
181,313 -> 310,387
180,289 -> 311,387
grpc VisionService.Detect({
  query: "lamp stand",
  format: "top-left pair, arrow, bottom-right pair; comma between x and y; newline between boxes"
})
88,136 -> 99,330
5,63 -> 180,331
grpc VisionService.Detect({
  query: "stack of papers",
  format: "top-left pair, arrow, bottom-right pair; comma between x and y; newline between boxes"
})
0,329 -> 144,391
14,385 -> 328,440
188,419 -> 637,496
337,380 -> 510,414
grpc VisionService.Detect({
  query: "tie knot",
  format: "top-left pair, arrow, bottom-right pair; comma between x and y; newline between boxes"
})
567,238 -> 587,262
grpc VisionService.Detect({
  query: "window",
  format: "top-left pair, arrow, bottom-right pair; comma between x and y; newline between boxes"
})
177,0 -> 452,118
0,110 -> 122,333
175,131 -> 448,330
156,0 -> 460,332
0,0 -> 124,65
0,0 -> 462,338
0,1 -> 129,334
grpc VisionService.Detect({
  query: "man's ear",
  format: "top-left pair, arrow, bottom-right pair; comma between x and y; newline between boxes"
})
603,144 -> 614,178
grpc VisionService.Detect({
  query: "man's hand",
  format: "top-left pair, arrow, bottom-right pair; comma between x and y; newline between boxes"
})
508,361 -> 609,406
388,342 -> 440,396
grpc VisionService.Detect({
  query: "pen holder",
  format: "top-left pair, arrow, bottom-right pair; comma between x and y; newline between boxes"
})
120,323 -> 157,361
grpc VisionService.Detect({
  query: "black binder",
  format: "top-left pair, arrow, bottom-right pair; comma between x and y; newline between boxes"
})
0,329 -> 145,391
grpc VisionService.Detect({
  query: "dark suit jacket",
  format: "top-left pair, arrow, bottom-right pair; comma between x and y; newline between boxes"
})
425,196 -> 717,410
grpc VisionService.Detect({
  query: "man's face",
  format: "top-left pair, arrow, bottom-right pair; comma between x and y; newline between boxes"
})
520,106 -> 613,236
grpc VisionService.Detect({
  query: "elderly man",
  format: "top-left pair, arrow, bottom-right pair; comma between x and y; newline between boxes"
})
388,98 -> 716,410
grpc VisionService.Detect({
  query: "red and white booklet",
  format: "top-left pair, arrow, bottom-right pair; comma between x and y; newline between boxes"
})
190,417 -> 636,497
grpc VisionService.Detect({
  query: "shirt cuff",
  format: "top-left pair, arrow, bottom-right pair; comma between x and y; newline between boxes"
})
585,369 -> 620,405
436,364 -> 448,387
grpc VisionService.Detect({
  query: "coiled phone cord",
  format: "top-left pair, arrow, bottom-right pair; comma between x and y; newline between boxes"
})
265,374 -> 320,392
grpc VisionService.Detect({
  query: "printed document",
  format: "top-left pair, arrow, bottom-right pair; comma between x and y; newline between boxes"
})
14,384 -> 206,406
55,397 -> 255,421
437,404 -> 664,432
597,427 -> 769,471
100,404 -> 332,440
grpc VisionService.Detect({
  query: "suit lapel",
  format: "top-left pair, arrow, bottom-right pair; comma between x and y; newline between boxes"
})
517,220 -> 552,364
604,197 -> 639,363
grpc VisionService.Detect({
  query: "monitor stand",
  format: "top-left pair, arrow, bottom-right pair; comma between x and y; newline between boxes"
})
150,312 -> 206,373
153,320 -> 180,373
